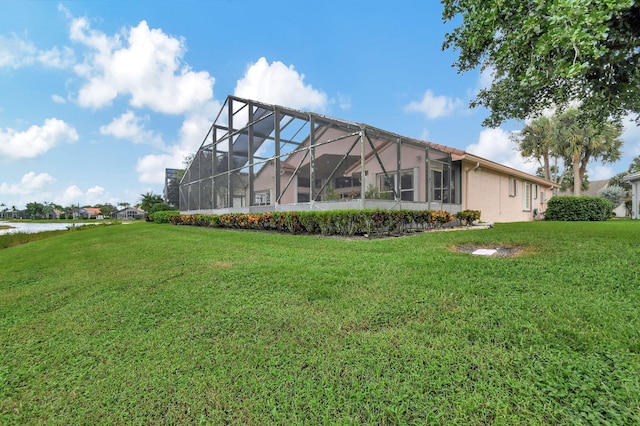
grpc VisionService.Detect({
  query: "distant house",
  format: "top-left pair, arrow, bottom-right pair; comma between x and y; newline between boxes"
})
623,172 -> 640,219
179,96 -> 559,223
80,207 -> 102,219
116,207 -> 145,220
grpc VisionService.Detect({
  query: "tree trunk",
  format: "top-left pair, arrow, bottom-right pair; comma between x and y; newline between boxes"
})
573,154 -> 582,196
543,151 -> 551,181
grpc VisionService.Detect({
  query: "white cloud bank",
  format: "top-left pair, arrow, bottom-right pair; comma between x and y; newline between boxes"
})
0,172 -> 55,196
0,172 -> 56,208
0,119 -> 79,159
64,14 -> 221,184
53,184 -> 114,207
404,89 -> 465,119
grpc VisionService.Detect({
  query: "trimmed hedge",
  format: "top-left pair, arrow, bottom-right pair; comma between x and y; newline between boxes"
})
455,209 -> 481,226
149,210 -> 180,224
544,196 -> 613,221
162,209 -> 460,237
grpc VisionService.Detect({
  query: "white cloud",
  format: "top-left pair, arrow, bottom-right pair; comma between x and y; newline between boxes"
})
64,14 -> 220,185
0,33 -> 74,69
131,100 -> 220,185
337,92 -> 352,110
177,100 -> 220,153
466,127 -> 538,174
136,152 -> 176,184
85,186 -> 108,204
0,172 -> 55,196
100,111 -> 164,147
55,185 -> 84,206
234,57 -> 328,111
70,18 -> 215,114
404,89 -> 464,119
0,118 -> 79,159
52,94 -> 67,104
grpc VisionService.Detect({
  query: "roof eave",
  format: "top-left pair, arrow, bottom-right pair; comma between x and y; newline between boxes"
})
459,153 -> 561,188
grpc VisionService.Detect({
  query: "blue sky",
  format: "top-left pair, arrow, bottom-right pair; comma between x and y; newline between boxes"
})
2,1 -> 639,210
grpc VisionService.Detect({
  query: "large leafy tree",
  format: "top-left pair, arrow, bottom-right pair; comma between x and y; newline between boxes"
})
442,0 -> 640,127
25,202 -> 45,219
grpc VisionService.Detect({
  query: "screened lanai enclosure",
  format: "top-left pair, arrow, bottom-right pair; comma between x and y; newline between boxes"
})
179,96 -> 462,214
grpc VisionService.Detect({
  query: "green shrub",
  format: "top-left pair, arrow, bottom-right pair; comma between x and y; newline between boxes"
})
455,209 -> 481,226
545,196 -> 614,221
150,210 -> 180,224
150,203 -> 175,213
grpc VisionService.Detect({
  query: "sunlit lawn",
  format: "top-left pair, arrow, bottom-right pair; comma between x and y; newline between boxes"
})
1,220 -> 639,424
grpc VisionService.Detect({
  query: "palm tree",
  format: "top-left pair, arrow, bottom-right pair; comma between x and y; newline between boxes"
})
139,192 -> 164,213
514,115 -> 556,181
555,110 -> 622,196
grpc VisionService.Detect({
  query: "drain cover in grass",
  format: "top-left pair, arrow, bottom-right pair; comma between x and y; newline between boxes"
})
472,248 -> 497,256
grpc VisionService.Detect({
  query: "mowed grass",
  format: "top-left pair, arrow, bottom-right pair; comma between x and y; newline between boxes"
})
1,220 -> 639,424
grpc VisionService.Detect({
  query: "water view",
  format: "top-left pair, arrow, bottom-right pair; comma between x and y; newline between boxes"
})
0,221 -> 97,235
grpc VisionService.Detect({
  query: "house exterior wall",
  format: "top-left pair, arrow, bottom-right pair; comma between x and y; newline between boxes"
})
461,159 -> 554,223
632,181 -> 639,219
624,172 -> 640,219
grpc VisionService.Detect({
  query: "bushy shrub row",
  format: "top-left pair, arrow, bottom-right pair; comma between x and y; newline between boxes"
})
545,196 -> 613,221
149,210 -> 180,224
159,209 -> 474,237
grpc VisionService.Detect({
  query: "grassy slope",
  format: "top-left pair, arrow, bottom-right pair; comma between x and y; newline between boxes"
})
1,221 -> 639,424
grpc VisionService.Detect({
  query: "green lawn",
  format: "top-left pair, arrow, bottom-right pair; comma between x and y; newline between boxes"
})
1,221 -> 639,424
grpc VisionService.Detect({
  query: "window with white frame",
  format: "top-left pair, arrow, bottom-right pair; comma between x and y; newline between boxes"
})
523,182 -> 532,211
254,191 -> 271,206
509,178 -> 518,197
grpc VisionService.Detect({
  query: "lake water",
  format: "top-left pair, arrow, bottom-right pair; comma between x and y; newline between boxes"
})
0,221 -> 98,235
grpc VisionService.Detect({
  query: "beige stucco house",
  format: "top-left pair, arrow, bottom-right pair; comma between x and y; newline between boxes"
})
180,96 -> 559,223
